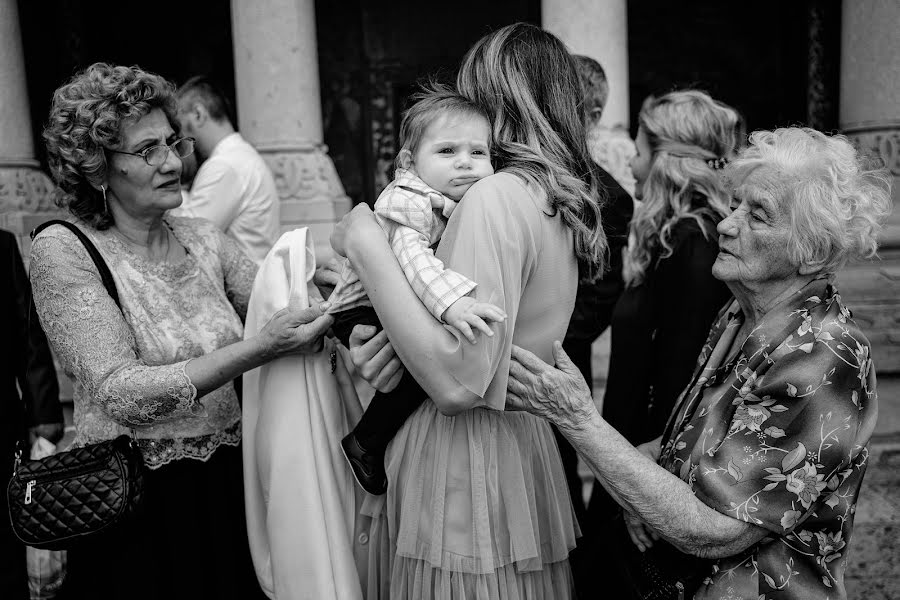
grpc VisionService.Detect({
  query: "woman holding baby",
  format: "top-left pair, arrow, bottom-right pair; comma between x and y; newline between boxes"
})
331,23 -> 604,599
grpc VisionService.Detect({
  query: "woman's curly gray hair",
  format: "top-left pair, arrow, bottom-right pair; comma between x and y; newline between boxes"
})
729,127 -> 893,274
43,63 -> 179,229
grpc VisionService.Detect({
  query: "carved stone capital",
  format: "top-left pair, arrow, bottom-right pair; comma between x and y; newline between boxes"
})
260,145 -> 350,207
844,124 -> 900,177
0,165 -> 56,214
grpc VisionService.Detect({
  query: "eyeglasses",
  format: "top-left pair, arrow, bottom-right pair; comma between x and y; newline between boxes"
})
107,137 -> 195,167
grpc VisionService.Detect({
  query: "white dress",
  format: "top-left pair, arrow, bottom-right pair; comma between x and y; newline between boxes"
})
242,228 -> 365,599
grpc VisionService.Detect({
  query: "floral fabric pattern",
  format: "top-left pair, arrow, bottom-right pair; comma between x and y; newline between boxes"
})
659,277 -> 876,600
30,216 -> 257,469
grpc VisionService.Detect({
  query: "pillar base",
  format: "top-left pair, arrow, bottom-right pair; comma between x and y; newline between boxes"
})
260,144 -> 352,261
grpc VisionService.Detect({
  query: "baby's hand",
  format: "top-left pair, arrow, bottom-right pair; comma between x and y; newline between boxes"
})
442,297 -> 507,344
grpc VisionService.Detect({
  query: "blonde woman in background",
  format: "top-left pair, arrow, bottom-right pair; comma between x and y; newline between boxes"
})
580,90 -> 739,596
605,90 -> 738,446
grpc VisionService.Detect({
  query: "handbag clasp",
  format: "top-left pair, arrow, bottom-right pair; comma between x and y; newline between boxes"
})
12,446 -> 22,475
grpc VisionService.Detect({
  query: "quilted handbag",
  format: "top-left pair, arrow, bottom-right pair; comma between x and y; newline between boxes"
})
7,435 -> 144,549
6,220 -> 145,549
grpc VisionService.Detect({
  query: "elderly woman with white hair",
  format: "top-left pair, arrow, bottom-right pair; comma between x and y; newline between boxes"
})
501,127 -> 891,599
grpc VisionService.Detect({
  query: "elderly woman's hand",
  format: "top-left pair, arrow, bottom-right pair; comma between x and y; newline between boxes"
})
506,341 -> 596,435
348,325 -> 405,392
330,203 -> 379,258
623,510 -> 660,553
257,302 -> 335,359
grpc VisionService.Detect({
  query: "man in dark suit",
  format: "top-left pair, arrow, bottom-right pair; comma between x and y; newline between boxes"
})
1,228 -> 65,599
558,56 -> 635,598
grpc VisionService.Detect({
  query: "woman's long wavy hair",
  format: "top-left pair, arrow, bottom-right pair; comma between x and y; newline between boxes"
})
43,62 -> 179,230
624,90 -> 739,286
456,23 -> 608,281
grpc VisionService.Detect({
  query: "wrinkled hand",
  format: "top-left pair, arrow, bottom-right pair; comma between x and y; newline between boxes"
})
258,302 -> 335,359
442,297 -> 507,344
506,341 -> 596,435
313,257 -> 343,300
330,203 -> 378,258
348,325 -> 405,392
623,509 -> 659,553
30,423 -> 65,445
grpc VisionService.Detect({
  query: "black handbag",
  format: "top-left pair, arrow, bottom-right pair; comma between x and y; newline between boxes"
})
6,220 -> 145,549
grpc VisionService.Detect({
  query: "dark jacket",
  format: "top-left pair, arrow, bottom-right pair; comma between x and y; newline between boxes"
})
564,166 -> 634,344
0,228 -> 62,452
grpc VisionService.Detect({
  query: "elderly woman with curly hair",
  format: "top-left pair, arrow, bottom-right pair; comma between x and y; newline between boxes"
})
31,63 -> 333,600
503,128 -> 891,600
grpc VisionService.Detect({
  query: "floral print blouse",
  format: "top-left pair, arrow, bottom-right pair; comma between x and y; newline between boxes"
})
659,277 -> 876,600
30,216 -> 258,469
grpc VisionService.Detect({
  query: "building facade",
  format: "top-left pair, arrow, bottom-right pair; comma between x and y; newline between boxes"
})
1,0 -> 897,594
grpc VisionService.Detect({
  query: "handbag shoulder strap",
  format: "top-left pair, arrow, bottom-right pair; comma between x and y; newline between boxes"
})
31,220 -> 121,310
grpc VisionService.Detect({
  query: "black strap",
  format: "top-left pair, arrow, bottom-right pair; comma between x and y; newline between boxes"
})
31,220 -> 120,309
14,220 -> 124,461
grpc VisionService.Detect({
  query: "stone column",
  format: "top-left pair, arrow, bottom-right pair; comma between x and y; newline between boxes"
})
542,0 -> 636,196
838,0 -> 900,377
0,0 -> 58,255
231,0 -> 351,259
839,4 -> 900,595
542,0 -> 629,130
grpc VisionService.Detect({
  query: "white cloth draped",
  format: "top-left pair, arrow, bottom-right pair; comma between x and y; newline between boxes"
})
242,228 -> 363,600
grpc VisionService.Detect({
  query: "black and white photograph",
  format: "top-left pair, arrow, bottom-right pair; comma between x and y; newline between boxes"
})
1,1 -> 897,599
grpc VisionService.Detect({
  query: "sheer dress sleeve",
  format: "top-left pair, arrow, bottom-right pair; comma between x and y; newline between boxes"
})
30,228 -> 204,428
216,227 -> 259,321
428,174 -> 540,409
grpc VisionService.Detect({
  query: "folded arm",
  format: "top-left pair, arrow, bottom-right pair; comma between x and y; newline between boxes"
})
388,224 -> 475,321
506,343 -> 768,559
569,408 -> 768,558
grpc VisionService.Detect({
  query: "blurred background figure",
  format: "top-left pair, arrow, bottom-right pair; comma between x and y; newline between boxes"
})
172,76 -> 280,264
574,55 -> 637,197
0,228 -> 64,600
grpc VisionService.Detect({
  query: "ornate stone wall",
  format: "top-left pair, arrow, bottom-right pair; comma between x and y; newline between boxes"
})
836,122 -> 900,376
0,163 -> 60,261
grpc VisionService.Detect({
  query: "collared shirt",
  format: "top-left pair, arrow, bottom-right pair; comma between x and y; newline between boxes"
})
659,278 -> 875,600
329,169 -> 476,321
173,133 -> 280,264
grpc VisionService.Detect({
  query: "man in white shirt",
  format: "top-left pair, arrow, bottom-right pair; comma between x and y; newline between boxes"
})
173,76 -> 280,263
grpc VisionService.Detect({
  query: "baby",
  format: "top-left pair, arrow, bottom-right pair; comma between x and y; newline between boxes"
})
328,85 -> 504,494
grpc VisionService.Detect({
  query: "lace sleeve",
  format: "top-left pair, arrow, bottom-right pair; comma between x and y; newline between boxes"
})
30,229 -> 204,427
217,228 -> 258,321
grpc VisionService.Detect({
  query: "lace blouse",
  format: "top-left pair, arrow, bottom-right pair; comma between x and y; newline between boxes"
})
30,216 -> 258,469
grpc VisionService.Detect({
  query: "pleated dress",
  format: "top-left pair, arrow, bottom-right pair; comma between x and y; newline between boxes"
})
362,172 -> 581,600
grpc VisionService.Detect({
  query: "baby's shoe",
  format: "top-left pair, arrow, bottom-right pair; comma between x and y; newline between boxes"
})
341,431 -> 388,495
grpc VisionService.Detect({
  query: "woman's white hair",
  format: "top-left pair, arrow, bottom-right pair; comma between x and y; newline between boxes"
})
729,127 -> 893,274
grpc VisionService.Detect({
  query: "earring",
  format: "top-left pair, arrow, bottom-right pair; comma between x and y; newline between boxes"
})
101,185 -> 109,215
